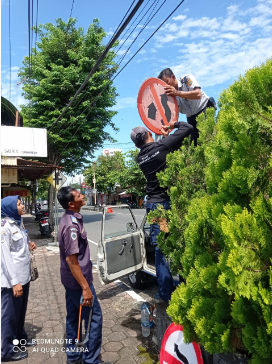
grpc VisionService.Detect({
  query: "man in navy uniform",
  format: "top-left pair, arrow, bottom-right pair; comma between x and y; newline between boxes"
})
57,187 -> 111,364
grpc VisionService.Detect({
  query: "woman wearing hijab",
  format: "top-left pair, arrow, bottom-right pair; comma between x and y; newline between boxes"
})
1,195 -> 37,361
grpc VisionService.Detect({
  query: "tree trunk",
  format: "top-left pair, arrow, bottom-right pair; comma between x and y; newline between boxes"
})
48,185 -> 54,227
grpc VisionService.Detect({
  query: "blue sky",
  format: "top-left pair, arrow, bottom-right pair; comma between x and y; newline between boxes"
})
1,0 -> 272,163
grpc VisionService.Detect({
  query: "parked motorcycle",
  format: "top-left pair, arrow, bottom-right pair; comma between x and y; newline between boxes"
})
35,210 -> 51,238
127,201 -> 137,209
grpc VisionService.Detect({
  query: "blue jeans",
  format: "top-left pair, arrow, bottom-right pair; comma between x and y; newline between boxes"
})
146,201 -> 175,302
65,283 -> 102,364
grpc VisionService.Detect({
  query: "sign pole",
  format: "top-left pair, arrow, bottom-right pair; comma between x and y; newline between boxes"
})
46,169 -> 67,249
54,169 -> 58,245
93,163 -> 96,205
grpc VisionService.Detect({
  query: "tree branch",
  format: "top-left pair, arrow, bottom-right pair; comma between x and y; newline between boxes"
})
244,101 -> 272,123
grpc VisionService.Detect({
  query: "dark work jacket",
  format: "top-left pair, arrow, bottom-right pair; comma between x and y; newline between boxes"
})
137,122 -> 193,203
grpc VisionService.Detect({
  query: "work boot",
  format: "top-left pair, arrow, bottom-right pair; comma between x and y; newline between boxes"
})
154,292 -> 164,304
25,339 -> 37,347
67,359 -> 82,364
2,351 -> 28,361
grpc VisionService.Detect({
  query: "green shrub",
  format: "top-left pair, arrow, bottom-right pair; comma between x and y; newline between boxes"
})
148,58 -> 272,363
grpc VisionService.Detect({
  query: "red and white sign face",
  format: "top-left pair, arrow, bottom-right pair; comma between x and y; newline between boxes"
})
137,77 -> 179,135
160,323 -> 203,364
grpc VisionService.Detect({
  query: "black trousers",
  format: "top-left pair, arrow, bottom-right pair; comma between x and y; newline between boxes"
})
1,282 -> 30,359
187,99 -> 214,147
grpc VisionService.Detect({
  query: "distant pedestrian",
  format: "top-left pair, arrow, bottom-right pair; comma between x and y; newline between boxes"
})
57,187 -> 111,364
139,197 -> 143,209
1,195 -> 37,361
158,68 -> 216,146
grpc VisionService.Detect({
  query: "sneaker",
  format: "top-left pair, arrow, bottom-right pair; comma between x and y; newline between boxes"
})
2,351 -> 28,361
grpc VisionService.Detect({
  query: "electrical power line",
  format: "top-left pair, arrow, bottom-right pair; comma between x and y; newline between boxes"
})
54,0 -> 165,138
31,0 -> 34,72
35,0 -> 39,57
49,0 -> 145,131
113,0 -> 186,81
9,0 -> 11,101
28,0 -> 31,122
70,0 -> 75,18
115,0 -> 152,54
116,0 -> 162,67
107,0 -> 136,44
57,0 -> 186,155
62,0 -> 160,120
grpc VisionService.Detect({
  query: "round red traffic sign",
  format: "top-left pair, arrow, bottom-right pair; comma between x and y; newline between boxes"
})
160,323 -> 203,364
137,77 -> 179,135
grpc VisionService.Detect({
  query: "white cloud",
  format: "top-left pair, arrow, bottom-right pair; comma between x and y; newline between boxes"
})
1,66 -> 25,109
220,33 -> 240,40
107,31 -> 114,37
173,15 -> 187,21
249,15 -> 272,27
150,0 -> 272,88
115,97 -> 136,110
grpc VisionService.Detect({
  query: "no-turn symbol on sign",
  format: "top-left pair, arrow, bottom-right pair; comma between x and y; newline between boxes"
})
137,77 -> 179,135
160,323 -> 204,364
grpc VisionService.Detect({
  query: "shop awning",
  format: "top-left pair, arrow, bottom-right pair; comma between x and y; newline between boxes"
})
118,191 -> 131,198
1,158 -> 62,181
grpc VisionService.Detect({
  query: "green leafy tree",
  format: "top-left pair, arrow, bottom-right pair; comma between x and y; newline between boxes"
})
71,182 -> 81,190
19,18 -> 118,173
19,18 -> 118,222
36,177 -> 50,201
148,58 -> 272,363
123,150 -> 146,199
84,152 -> 126,203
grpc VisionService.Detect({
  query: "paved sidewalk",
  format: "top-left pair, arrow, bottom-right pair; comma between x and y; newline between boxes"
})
4,215 -> 159,364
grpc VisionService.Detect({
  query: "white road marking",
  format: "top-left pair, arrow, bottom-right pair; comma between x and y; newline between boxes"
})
126,290 -> 146,302
88,239 -> 98,246
114,280 -> 146,302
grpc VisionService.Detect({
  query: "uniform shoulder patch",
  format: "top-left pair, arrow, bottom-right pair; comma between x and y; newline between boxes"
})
70,216 -> 78,225
1,219 -> 6,227
186,77 -> 193,87
71,232 -> 77,241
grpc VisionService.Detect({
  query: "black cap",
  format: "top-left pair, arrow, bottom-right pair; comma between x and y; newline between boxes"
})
130,126 -> 149,146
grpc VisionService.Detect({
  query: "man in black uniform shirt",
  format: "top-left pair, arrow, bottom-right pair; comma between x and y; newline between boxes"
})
130,121 -> 193,302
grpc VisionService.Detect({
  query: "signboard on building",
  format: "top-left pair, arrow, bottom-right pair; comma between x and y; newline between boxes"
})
103,148 -> 122,156
2,187 -> 31,198
1,127 -> 47,157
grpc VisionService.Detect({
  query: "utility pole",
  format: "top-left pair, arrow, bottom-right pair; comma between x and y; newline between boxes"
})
93,162 -> 96,205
